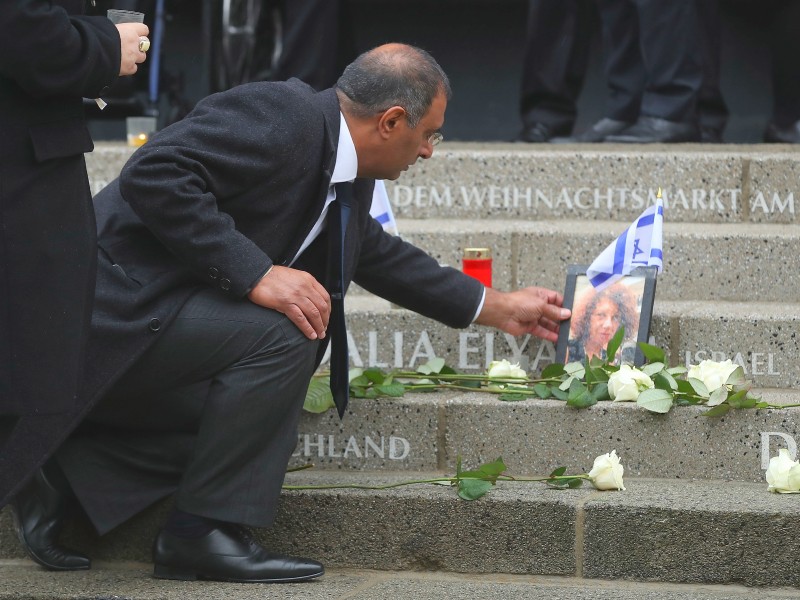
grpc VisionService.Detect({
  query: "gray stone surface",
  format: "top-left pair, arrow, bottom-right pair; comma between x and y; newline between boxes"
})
84,143 -> 800,224
291,395 -> 441,471
582,479 -> 800,586
3,562 -> 799,600
3,477 -> 800,587
339,296 -> 800,388
392,219 -> 800,302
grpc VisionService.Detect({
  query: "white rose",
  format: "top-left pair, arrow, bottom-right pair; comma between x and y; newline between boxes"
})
687,359 -> 738,393
607,364 -> 654,402
766,448 -> 800,494
588,450 -> 626,491
486,359 -> 527,380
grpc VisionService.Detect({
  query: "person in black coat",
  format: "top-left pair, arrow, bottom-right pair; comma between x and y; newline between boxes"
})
4,43 -> 571,583
0,0 -> 148,571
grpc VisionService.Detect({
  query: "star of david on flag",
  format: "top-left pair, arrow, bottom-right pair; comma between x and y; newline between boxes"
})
586,195 -> 664,291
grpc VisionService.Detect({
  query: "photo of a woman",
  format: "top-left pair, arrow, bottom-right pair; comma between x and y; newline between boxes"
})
565,278 -> 643,365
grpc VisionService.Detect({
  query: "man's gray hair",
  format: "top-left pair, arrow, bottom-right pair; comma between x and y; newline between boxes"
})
336,44 -> 451,128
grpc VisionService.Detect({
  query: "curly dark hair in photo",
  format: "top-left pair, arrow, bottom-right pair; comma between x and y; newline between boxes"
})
568,283 -> 640,362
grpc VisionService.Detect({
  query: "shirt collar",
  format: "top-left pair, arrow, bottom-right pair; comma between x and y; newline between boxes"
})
330,113 -> 358,184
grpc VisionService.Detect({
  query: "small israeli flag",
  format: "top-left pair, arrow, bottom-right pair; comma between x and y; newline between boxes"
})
369,180 -> 399,236
587,195 -> 664,290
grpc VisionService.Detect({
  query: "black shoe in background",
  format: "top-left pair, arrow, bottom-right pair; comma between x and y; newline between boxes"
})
153,522 -> 324,583
764,120 -> 800,143
572,118 -> 633,142
605,116 -> 701,143
9,465 -> 90,571
516,122 -> 569,143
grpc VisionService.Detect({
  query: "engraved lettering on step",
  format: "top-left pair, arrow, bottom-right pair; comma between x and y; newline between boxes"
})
322,330 -> 557,372
761,432 -> 798,470
388,185 -> 794,215
684,351 -> 780,376
292,435 -> 411,461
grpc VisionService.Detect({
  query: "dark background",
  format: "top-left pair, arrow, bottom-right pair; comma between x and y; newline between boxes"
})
88,0 -> 779,144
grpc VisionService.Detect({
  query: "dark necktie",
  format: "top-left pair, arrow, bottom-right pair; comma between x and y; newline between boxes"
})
328,182 -> 352,418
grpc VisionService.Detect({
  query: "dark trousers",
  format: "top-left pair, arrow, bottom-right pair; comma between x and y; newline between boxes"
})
56,288 -> 320,535
519,0 -> 595,133
597,0 -> 714,124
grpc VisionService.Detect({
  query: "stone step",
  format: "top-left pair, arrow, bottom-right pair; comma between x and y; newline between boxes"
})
84,143 -> 800,224
2,562 -> 798,600
4,563 -> 799,600
2,474 -> 799,587
283,389 -> 800,483
338,296 -> 799,389
384,218 -> 800,302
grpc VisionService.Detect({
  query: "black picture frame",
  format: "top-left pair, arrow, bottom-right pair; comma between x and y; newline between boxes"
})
555,265 -> 658,366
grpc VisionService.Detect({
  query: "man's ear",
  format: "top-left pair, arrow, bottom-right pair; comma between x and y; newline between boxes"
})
377,106 -> 406,140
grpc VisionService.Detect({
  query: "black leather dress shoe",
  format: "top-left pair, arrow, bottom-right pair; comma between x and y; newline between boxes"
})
605,116 -> 700,143
153,523 -> 324,583
764,120 -> 800,143
516,122 -> 569,143
10,467 -> 90,571
572,118 -> 632,142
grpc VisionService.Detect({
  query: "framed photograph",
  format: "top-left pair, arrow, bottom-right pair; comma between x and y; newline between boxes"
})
555,265 -> 658,366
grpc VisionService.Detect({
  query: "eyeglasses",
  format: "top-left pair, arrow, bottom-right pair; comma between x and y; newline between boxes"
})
428,132 -> 444,146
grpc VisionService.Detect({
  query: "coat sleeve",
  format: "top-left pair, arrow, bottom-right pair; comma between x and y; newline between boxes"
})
354,214 -> 484,329
0,1 -> 119,98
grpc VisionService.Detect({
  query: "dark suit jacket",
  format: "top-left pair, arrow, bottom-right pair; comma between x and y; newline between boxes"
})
0,1 -> 119,503
1,78 -> 483,505
85,80 -> 484,398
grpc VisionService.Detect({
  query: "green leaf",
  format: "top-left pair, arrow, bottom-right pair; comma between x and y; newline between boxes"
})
636,388 -> 674,413
349,374 -> 371,388
564,362 -> 586,378
675,379 -> 696,396
667,365 -> 688,376
726,366 -> 747,386
303,377 -> 335,413
653,370 -> 678,392
638,342 -> 666,364
605,326 -> 625,363
376,382 -> 406,397
727,390 -> 757,409
642,362 -> 665,377
589,367 -> 610,383
551,386 -> 568,401
533,383 -> 553,398
688,377 -> 710,398
418,357 -> 446,375
707,386 -> 728,407
549,466 -> 567,478
703,404 -> 731,418
566,379 -> 596,409
541,363 -> 566,379
460,457 -> 507,482
348,367 -> 364,382
591,382 -> 610,402
457,478 -> 493,500
363,368 -> 387,384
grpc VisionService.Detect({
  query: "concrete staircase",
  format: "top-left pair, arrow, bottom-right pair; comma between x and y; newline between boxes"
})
2,142 -> 799,595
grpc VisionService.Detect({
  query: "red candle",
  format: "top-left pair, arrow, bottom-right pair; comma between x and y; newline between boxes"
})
462,247 -> 492,287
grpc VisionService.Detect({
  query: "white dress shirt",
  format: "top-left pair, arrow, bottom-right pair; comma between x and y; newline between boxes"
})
290,113 -> 485,321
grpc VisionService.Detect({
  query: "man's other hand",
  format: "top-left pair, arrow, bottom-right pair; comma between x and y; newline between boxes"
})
475,287 -> 571,343
246,266 -> 331,340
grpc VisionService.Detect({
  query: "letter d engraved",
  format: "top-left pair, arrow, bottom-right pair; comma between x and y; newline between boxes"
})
761,432 -> 798,470
389,436 -> 411,460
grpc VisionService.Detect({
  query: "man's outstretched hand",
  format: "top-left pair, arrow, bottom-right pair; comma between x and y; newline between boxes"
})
247,266 -> 331,340
475,287 -> 571,342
